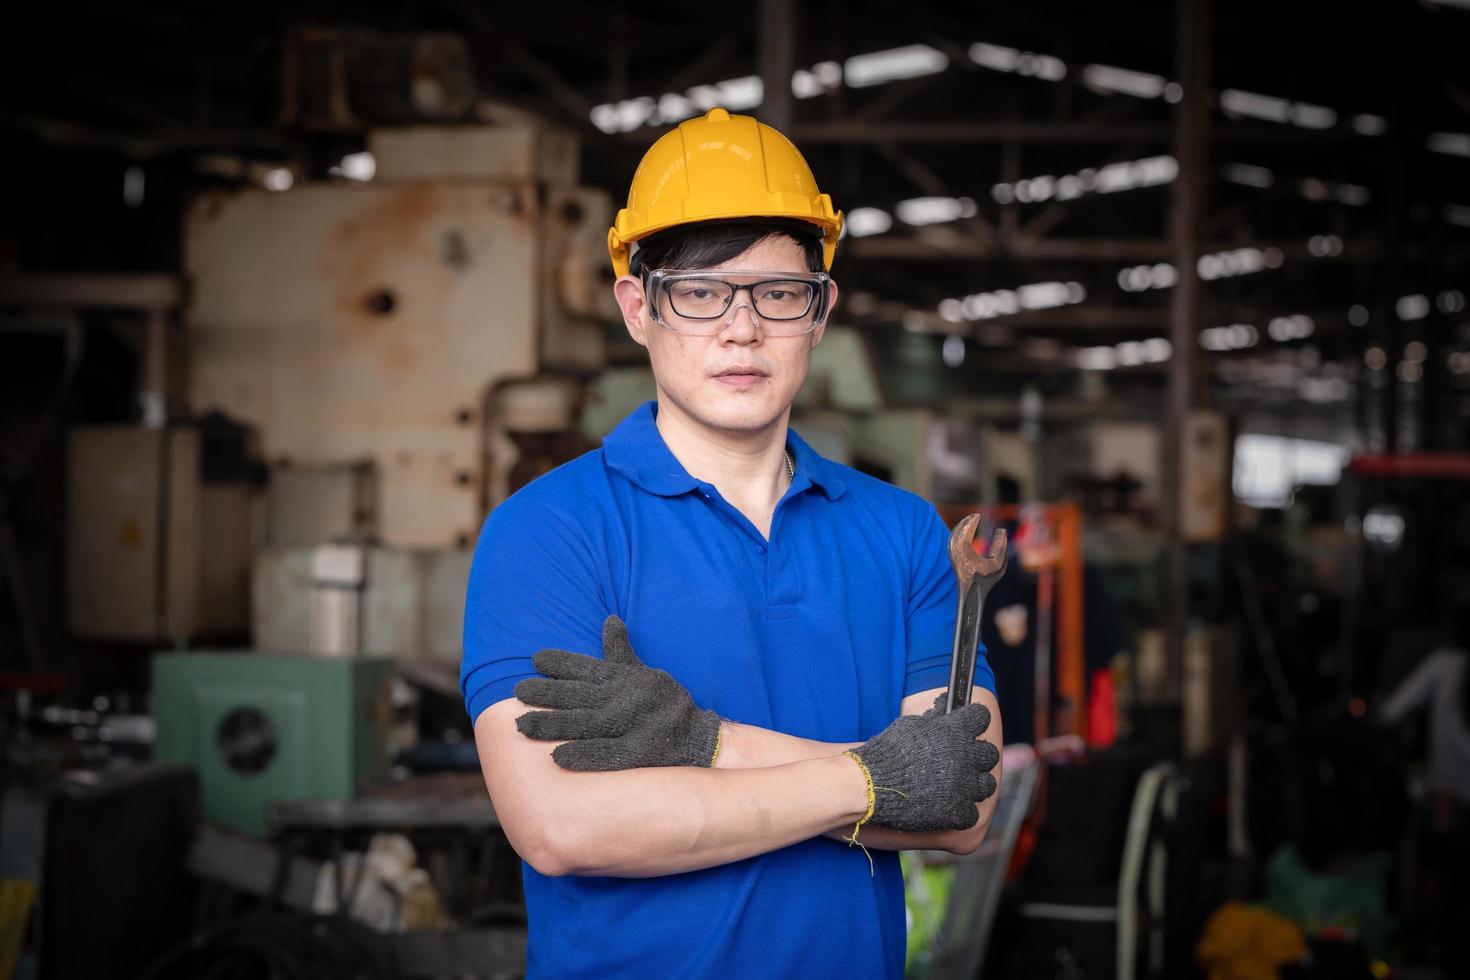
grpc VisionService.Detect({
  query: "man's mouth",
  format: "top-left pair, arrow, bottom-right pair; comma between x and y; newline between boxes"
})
712,366 -> 769,389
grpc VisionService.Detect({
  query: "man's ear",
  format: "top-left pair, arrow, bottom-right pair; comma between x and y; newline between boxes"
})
613,275 -> 651,348
809,279 -> 839,349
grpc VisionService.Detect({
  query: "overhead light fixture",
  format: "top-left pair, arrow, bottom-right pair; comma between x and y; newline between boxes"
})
262,167 -> 294,192
1396,294 -> 1430,321
1222,162 -> 1275,188
1268,315 -> 1315,342
337,152 -> 376,182
1428,132 -> 1470,158
845,44 -> 948,88
1220,89 -> 1337,129
1201,324 -> 1259,351
1074,336 -> 1170,371
123,165 -> 145,207
1351,114 -> 1387,135
940,281 -> 1086,322
792,61 -> 842,98
845,207 -> 894,237
993,156 -> 1177,205
1077,346 -> 1119,370
968,42 -> 1066,80
1082,64 -> 1169,100
1307,235 -> 1343,257
896,196 -> 976,225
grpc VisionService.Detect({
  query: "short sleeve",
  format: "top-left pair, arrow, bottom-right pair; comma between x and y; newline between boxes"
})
460,497 -> 608,725
902,505 -> 997,699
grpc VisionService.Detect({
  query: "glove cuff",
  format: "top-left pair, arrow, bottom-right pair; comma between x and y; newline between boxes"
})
688,708 -> 723,768
708,719 -> 724,767
842,751 -> 877,829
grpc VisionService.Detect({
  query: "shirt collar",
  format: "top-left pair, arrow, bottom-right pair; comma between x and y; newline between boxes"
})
603,401 -> 847,500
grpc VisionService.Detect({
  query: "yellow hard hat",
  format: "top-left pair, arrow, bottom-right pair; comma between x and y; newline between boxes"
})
607,107 -> 844,277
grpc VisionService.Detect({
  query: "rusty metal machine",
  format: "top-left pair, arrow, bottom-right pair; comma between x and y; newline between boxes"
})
184,120 -> 613,551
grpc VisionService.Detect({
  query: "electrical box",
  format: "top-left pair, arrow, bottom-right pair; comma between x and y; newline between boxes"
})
67,427 -> 252,642
152,652 -> 392,836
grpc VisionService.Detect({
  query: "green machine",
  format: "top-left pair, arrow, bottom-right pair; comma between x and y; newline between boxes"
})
153,652 -> 393,836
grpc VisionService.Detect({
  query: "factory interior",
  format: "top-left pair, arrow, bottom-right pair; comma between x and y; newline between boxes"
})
2,1 -> 1469,977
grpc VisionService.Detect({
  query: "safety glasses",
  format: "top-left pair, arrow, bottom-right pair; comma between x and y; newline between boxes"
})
643,269 -> 832,336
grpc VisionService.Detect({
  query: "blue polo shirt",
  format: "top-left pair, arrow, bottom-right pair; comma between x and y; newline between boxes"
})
461,401 -> 995,979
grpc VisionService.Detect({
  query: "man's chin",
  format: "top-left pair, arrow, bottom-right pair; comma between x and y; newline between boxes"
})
689,395 -> 785,435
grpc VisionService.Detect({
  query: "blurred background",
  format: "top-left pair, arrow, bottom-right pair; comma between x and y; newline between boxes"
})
1,1 -> 1468,977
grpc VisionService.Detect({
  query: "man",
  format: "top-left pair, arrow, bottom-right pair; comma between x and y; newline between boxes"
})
461,107 -> 1002,978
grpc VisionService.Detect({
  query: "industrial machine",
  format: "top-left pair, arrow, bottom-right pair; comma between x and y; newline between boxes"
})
152,652 -> 392,836
184,120 -> 613,550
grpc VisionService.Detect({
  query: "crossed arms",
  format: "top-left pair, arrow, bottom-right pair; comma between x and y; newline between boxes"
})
473,682 -> 1004,879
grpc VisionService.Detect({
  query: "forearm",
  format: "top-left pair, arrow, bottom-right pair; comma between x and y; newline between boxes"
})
480,696 -> 874,879
538,754 -> 870,877
714,719 -> 859,768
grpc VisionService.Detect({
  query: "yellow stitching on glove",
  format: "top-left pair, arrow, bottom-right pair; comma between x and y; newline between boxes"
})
842,751 -> 878,876
708,724 -> 724,767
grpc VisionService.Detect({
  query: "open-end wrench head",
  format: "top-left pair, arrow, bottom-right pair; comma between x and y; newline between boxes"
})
949,513 -> 1009,581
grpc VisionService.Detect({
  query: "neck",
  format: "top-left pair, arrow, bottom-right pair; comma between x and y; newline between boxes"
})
653,396 -> 791,529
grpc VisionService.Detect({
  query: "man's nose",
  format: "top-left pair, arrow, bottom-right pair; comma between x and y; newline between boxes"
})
719,295 -> 763,342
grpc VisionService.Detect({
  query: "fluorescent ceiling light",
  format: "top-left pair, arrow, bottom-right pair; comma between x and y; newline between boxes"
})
1352,114 -> 1387,135
844,44 -> 948,88
1220,89 -> 1292,123
1267,315 -> 1314,342
970,42 -> 1021,72
1077,346 -> 1118,370
1222,162 -> 1275,188
942,281 -> 1085,321
1396,294 -> 1430,321
792,61 -> 842,98
262,167 -> 293,192
896,196 -> 976,225
339,152 -> 376,182
1428,132 -> 1470,158
1082,64 -> 1167,100
1290,103 -> 1337,129
968,42 -> 1066,80
845,207 -> 893,237
1200,324 -> 1259,351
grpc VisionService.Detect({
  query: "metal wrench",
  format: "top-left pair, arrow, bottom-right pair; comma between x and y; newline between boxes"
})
943,513 -> 1010,714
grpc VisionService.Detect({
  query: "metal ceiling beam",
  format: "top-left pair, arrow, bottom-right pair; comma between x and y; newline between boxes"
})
790,120 -> 1383,146
849,237 -> 1177,260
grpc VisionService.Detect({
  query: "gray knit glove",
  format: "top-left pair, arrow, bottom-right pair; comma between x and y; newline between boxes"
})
514,616 -> 722,771
847,694 -> 1000,833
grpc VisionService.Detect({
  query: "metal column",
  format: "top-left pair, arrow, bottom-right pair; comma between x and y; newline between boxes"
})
758,0 -> 795,131
1161,0 -> 1211,710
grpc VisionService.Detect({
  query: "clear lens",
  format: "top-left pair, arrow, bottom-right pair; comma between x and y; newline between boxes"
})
668,279 -> 736,318
752,281 -> 817,319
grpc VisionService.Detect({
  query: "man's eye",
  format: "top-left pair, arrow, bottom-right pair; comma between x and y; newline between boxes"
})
765,289 -> 793,301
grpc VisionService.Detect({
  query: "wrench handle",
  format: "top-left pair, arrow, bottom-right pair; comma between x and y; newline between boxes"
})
944,580 -> 983,713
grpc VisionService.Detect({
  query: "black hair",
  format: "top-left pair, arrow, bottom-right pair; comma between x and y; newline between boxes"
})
628,218 -> 824,277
